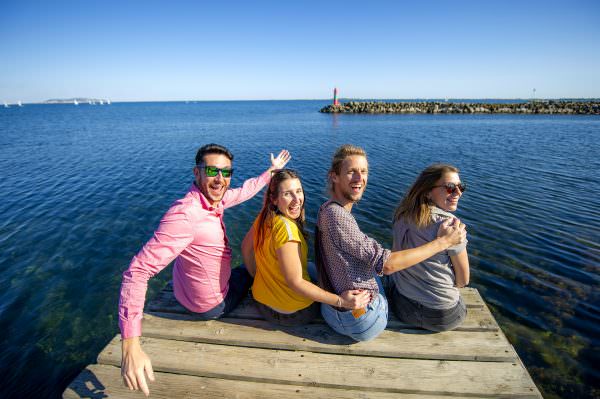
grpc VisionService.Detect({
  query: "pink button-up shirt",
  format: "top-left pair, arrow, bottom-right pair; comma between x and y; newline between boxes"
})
118,171 -> 271,339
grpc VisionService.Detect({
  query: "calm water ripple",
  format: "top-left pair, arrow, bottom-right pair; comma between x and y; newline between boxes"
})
0,101 -> 598,398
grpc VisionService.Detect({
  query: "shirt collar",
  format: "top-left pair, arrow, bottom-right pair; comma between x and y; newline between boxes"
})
190,182 -> 225,215
430,205 -> 454,219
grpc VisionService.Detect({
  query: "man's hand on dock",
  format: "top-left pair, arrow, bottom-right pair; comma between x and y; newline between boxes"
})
121,336 -> 155,396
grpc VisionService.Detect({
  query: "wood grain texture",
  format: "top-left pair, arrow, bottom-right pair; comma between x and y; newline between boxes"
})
64,364 -> 476,399
97,336 -> 541,397
141,313 -> 516,361
64,286 -> 542,398
147,289 -> 497,331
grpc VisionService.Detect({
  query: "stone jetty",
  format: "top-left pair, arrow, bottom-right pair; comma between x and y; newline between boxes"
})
320,100 -> 600,114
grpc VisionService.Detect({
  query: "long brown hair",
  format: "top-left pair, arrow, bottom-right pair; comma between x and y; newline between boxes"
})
393,164 -> 460,228
254,169 -> 308,254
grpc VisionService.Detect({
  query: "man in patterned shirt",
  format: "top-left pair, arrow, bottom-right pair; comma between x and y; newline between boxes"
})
315,144 -> 466,341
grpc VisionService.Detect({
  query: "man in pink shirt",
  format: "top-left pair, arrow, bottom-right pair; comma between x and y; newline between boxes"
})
119,143 -> 291,396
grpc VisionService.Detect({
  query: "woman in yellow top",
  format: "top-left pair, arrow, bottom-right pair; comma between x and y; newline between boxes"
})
242,169 -> 370,326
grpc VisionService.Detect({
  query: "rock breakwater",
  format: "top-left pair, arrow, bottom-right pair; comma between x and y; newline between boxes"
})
320,101 -> 600,115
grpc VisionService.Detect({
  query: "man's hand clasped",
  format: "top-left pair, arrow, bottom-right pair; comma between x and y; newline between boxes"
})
340,289 -> 372,309
437,217 -> 467,247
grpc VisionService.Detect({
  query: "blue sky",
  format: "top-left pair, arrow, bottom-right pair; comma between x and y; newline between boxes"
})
1,0 -> 599,102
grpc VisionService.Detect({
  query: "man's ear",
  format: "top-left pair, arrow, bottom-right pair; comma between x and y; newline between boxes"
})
330,171 -> 338,184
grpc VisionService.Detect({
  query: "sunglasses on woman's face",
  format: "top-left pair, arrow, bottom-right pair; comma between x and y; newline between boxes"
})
434,182 -> 466,194
198,165 -> 234,178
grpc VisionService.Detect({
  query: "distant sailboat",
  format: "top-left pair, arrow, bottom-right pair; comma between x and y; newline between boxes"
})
17,101 -> 23,107
74,99 -> 79,105
3,101 -> 8,108
106,99 -> 111,105
99,100 -> 104,105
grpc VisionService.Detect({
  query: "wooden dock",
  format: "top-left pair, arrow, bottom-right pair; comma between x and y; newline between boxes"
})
64,284 -> 542,398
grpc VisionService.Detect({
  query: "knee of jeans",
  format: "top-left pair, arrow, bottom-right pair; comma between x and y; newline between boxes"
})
370,293 -> 388,311
425,309 -> 466,332
349,315 -> 387,342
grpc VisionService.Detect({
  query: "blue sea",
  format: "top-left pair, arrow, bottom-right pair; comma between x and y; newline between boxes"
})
1,101 -> 598,398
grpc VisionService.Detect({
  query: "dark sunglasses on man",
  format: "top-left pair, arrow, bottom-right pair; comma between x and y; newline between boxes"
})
197,165 -> 234,178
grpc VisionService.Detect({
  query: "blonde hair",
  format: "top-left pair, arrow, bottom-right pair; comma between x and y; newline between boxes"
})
327,144 -> 367,194
393,164 -> 460,229
254,169 -> 307,254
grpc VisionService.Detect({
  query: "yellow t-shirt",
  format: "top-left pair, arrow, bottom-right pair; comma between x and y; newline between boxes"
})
251,215 -> 313,312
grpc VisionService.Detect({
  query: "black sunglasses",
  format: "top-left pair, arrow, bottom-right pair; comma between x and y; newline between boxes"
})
433,182 -> 466,194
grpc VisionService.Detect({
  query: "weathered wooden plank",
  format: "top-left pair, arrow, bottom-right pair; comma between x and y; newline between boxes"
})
158,282 -> 485,308
147,291 -> 498,331
64,364 -> 472,399
98,337 -> 541,397
147,289 -> 260,317
146,304 -> 498,332
141,313 -> 516,361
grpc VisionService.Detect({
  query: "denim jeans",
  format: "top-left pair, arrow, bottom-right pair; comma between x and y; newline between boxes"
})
390,286 -> 467,332
321,292 -> 388,342
187,265 -> 253,320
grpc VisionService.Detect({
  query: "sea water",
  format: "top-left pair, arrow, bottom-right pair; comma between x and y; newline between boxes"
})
0,101 -> 598,398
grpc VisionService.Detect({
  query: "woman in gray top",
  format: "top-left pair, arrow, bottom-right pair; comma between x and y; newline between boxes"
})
389,164 -> 470,332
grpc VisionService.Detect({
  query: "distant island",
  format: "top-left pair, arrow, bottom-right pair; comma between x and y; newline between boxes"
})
44,98 -> 110,105
320,100 -> 600,115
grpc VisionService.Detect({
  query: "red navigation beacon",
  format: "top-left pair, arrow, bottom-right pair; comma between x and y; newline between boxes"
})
333,87 -> 340,105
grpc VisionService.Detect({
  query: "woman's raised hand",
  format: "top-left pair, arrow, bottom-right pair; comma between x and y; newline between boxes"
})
339,289 -> 371,310
270,149 -> 291,170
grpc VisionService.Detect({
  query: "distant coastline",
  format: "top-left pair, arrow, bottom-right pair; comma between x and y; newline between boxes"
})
320,100 -> 600,114
3,98 -> 599,107
44,98 -> 110,104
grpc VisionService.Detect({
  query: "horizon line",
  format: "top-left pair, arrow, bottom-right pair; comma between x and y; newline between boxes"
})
5,97 -> 600,105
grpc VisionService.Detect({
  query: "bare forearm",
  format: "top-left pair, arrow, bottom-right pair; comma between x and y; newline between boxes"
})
451,250 -> 470,287
383,237 -> 449,275
288,278 -> 339,306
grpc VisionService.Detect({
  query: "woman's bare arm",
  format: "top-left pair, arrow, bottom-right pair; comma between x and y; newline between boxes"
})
450,249 -> 470,288
276,242 -> 370,309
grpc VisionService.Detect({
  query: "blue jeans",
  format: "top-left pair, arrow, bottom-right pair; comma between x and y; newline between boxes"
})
187,265 -> 253,319
321,292 -> 388,342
